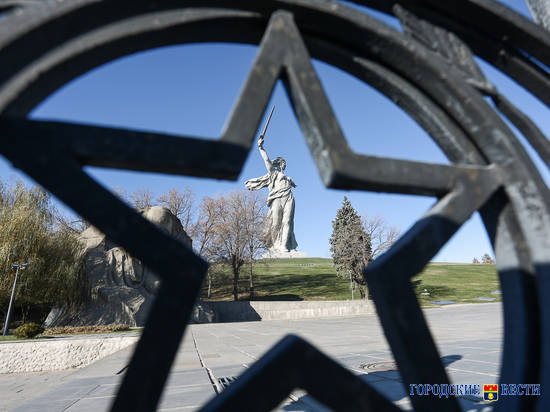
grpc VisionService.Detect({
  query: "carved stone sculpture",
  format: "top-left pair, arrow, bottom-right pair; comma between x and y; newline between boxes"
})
527,0 -> 550,31
245,136 -> 306,258
44,206 -> 193,326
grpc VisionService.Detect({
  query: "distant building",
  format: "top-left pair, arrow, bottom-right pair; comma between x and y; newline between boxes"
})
481,253 -> 494,264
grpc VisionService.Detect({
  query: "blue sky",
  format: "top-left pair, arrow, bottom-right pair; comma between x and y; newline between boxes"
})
1,0 -> 548,262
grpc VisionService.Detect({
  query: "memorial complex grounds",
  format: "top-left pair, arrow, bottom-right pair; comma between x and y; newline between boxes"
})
202,258 -> 500,306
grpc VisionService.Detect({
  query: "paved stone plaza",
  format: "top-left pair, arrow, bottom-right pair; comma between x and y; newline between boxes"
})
2,303 -> 501,411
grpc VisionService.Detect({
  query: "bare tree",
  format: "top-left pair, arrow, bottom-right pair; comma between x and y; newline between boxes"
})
211,192 -> 246,301
194,196 -> 222,298
243,191 -> 267,299
195,197 -> 218,257
130,188 -> 155,209
481,253 -> 494,264
208,190 -> 267,301
111,186 -> 130,204
362,214 -> 400,259
157,187 -> 196,235
54,213 -> 88,235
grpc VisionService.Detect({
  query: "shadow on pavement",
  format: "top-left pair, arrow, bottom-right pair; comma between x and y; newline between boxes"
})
281,354 -> 491,411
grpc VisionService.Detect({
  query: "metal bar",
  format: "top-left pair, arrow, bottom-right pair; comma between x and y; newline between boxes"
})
0,2 -> 550,412
0,8 -> 261,115
219,12 -> 289,147
260,105 -> 275,138
466,32 -> 550,108
349,0 -> 550,108
328,153 -> 496,197
110,278 -> 201,412
492,93 -> 550,169
275,10 -> 354,188
365,177 -> 500,412
346,55 -> 485,165
201,334 -> 401,412
0,117 -> 248,180
480,191 -> 540,412
3,265 -> 19,336
350,0 -> 550,65
1,118 -> 208,412
0,120 -> 207,287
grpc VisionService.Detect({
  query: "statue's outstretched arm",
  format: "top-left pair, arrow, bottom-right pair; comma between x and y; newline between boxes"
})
257,137 -> 273,172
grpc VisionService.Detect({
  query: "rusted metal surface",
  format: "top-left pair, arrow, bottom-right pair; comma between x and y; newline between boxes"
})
0,1 -> 549,411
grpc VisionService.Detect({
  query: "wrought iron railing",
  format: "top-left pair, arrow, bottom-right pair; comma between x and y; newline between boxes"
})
1,1 -> 549,411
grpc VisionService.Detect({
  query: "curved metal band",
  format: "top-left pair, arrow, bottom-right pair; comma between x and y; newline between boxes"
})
0,1 -> 549,411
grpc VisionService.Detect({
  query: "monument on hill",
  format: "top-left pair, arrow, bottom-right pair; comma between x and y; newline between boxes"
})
245,108 -> 306,258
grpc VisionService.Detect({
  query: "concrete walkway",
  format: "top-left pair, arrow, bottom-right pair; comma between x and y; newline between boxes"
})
2,303 -> 502,411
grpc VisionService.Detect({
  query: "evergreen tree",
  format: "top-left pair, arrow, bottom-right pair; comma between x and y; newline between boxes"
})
329,197 -> 373,299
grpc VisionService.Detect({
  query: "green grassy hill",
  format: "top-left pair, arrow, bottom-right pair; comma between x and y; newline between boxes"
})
200,258 -> 500,306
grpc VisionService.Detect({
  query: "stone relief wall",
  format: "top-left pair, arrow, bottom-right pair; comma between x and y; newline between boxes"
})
45,207 -> 192,327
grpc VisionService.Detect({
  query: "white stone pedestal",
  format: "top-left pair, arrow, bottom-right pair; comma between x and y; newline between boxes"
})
262,249 -> 308,259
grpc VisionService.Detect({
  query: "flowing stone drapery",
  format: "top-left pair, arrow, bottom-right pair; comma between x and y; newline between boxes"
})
245,137 -> 302,255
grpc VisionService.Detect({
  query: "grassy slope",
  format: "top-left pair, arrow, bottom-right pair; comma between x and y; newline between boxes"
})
415,263 -> 499,306
202,258 -> 500,305
0,335 -> 20,341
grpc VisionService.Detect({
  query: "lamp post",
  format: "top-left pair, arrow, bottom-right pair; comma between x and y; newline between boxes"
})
3,262 -> 29,336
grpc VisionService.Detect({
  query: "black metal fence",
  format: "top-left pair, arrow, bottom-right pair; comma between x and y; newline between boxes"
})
1,1 -> 549,411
